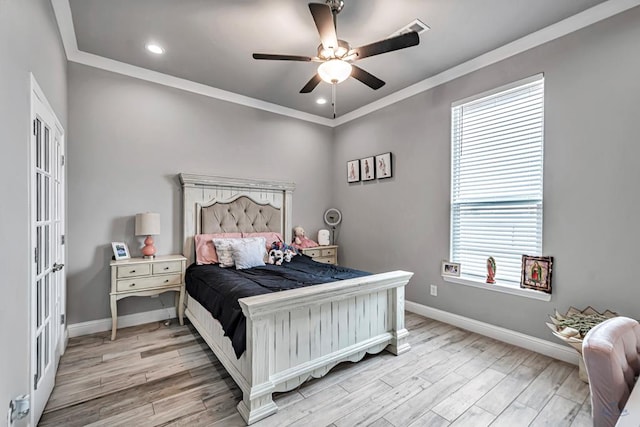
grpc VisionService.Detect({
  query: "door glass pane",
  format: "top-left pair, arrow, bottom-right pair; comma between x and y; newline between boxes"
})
36,226 -> 42,275
37,279 -> 42,327
36,118 -> 42,169
44,324 -> 50,367
44,126 -> 50,173
44,176 -> 50,221
36,173 -> 42,222
44,275 -> 50,319
36,334 -> 42,385
44,224 -> 50,270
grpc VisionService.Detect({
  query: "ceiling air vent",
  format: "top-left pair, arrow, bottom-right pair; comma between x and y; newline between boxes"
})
389,19 -> 430,38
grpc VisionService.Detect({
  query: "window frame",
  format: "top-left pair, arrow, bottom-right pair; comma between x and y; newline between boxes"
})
446,74 -> 549,301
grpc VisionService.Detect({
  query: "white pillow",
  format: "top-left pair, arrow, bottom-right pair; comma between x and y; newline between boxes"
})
212,238 -> 237,268
230,237 -> 266,270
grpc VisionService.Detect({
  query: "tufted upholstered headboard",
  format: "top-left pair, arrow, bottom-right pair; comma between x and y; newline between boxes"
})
179,173 -> 295,264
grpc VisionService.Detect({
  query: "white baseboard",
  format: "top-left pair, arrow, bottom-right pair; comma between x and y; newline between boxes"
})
405,301 -> 579,365
67,307 -> 177,338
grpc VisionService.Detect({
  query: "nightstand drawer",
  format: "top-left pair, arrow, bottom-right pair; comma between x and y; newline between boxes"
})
153,261 -> 183,274
315,256 -> 336,265
321,248 -> 336,257
303,248 -> 322,258
116,274 -> 181,292
116,264 -> 151,279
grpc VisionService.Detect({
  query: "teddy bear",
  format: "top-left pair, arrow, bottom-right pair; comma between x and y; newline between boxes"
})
291,226 -> 319,249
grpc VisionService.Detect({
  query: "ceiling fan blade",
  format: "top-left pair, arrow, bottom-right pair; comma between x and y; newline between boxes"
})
253,53 -> 312,62
351,65 -> 385,90
353,31 -> 419,60
309,3 -> 339,51
300,74 -> 322,93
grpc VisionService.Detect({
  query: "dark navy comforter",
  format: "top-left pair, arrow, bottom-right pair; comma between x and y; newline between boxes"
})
185,254 -> 370,358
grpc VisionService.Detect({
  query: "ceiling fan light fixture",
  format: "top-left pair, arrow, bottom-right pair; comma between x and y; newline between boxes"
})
318,59 -> 352,84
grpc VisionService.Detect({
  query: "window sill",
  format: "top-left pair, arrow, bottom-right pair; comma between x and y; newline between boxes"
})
442,275 -> 551,301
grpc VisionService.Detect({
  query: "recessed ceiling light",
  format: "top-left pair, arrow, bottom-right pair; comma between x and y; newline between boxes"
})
316,98 -> 327,105
146,43 -> 165,55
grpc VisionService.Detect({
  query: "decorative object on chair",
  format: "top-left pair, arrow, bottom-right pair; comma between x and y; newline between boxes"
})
111,242 -> 130,260
520,255 -> 553,293
486,256 -> 496,283
347,159 -> 360,182
323,208 -> 342,244
546,306 -> 617,383
135,212 -> 160,258
441,261 -> 460,277
375,152 -> 392,179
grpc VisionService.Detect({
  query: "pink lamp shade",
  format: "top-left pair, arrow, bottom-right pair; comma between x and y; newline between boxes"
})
135,212 -> 160,258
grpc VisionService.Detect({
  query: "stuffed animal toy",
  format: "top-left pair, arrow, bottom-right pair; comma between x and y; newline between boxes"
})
291,226 -> 319,249
268,241 -> 297,265
268,248 -> 284,265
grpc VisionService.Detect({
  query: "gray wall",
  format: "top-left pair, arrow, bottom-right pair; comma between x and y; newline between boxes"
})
67,63 -> 334,323
0,0 -> 68,422
332,7 -> 640,341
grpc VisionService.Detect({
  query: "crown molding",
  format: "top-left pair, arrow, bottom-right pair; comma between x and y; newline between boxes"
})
52,0 -> 640,128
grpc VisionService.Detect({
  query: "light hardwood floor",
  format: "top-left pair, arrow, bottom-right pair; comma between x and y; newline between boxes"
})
40,313 -> 592,426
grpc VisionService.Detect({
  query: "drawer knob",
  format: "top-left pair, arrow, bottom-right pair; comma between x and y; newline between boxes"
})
164,267 -> 169,270
130,283 -> 136,287
164,279 -> 169,283
130,270 -> 136,273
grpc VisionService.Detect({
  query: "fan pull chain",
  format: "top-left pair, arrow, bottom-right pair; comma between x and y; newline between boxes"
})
332,83 -> 337,119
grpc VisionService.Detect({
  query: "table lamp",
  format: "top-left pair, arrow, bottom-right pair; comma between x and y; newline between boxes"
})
135,212 -> 160,258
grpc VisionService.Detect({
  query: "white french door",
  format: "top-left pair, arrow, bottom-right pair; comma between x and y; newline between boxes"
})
30,76 -> 66,424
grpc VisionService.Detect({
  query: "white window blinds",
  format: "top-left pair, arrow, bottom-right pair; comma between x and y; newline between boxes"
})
451,75 -> 544,285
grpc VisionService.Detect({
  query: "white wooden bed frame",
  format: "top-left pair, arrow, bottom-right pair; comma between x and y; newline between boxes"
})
180,173 -> 413,425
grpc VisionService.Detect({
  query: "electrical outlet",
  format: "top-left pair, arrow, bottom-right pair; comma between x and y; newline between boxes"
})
430,284 -> 437,296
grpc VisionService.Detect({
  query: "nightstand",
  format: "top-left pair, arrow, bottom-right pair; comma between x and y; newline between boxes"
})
110,254 -> 186,340
300,245 -> 338,265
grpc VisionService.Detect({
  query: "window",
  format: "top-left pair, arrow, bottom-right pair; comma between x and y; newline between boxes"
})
450,75 -> 544,285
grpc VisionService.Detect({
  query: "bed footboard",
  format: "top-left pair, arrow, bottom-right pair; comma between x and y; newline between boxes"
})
237,270 -> 413,424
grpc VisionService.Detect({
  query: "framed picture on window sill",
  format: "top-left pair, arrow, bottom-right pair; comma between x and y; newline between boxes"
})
520,255 -> 553,293
441,261 -> 460,277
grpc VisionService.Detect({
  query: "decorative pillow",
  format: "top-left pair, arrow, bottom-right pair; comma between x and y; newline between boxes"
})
230,237 -> 267,270
195,233 -> 242,265
212,238 -> 240,268
242,232 -> 284,251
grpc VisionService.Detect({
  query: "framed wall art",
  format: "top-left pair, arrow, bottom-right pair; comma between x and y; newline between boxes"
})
111,242 -> 131,260
375,152 -> 392,179
441,260 -> 460,277
347,159 -> 360,183
520,255 -> 553,293
360,156 -> 375,181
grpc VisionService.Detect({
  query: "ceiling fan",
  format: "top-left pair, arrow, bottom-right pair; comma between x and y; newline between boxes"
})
252,0 -> 420,116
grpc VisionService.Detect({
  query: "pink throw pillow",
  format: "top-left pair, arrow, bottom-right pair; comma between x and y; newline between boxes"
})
195,233 -> 242,265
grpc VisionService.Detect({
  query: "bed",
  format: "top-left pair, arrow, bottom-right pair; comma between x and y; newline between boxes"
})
179,173 -> 413,424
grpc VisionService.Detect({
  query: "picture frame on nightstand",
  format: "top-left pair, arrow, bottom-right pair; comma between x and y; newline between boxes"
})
111,242 -> 130,260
